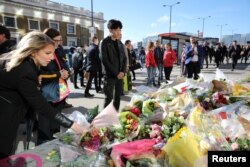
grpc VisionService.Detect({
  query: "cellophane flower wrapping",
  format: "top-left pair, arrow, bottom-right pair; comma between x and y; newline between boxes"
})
110,139 -> 157,167
162,127 -> 202,167
187,106 -> 231,153
166,92 -> 194,116
91,101 -> 120,128
79,127 -> 109,152
142,99 -> 161,117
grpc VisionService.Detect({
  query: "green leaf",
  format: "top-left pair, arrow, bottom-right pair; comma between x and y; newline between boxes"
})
88,105 -> 99,122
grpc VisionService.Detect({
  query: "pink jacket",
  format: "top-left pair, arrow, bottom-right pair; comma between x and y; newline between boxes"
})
163,49 -> 176,67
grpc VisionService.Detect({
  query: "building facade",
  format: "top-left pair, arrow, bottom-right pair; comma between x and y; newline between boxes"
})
0,0 -> 105,46
222,33 -> 250,45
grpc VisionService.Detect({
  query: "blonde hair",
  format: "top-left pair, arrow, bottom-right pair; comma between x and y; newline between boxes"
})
146,41 -> 154,51
6,31 -> 54,71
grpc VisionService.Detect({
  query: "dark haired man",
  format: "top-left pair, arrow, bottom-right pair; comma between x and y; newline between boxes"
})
185,37 -> 203,80
229,40 -> 242,71
125,39 -> 136,80
154,40 -> 163,85
0,25 -> 13,55
84,36 -> 101,97
101,19 -> 127,111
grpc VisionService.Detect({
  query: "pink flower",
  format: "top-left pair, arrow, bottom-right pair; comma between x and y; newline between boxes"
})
155,130 -> 161,136
151,124 -> 161,131
149,131 -> 157,138
231,143 -> 239,150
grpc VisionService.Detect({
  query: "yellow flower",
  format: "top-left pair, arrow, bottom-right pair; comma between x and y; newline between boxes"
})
167,126 -> 187,144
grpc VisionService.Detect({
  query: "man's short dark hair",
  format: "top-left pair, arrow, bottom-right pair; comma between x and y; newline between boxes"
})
0,25 -> 11,39
43,28 -> 60,39
91,36 -> 98,43
125,40 -> 131,45
107,19 -> 123,30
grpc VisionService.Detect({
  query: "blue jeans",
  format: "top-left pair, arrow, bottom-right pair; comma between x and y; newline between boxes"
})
157,64 -> 163,83
147,67 -> 155,86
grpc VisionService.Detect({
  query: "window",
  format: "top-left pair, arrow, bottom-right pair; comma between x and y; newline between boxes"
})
3,16 -> 16,28
28,19 -> 40,30
49,21 -> 59,31
67,36 -> 77,46
68,41 -> 76,46
67,24 -> 75,34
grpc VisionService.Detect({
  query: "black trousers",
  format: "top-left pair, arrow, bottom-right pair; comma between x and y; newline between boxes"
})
232,56 -> 238,69
186,62 -> 199,80
73,68 -> 83,87
164,66 -> 173,80
85,71 -> 98,94
97,69 -> 103,89
103,76 -> 123,111
130,69 -> 136,80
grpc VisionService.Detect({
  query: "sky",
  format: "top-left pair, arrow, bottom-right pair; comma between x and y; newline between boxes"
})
52,0 -> 250,43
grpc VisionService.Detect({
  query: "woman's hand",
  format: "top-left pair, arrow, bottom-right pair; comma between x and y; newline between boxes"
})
70,122 -> 87,135
60,69 -> 69,79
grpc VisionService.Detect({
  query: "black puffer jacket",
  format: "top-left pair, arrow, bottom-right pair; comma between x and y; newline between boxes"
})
101,36 -> 127,78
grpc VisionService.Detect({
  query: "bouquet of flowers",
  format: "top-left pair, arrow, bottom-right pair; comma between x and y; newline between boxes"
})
161,113 -> 186,140
229,138 -> 250,151
162,127 -> 202,167
212,92 -> 228,108
232,83 -> 250,96
142,99 -> 161,117
119,111 -> 139,135
80,127 -> 109,152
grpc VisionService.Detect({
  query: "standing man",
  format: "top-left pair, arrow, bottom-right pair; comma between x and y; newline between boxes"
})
185,37 -> 203,80
202,41 -> 210,68
84,36 -> 101,97
72,47 -> 84,89
0,25 -> 13,55
125,40 -> 136,80
154,40 -> 163,86
101,19 -> 127,111
229,40 -> 242,71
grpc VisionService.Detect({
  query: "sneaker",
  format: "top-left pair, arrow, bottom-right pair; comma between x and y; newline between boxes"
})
84,93 -> 94,97
74,86 -> 80,89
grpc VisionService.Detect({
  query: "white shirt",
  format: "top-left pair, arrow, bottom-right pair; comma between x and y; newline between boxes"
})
191,46 -> 198,62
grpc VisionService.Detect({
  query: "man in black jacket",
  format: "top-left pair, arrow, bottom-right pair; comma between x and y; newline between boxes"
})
154,40 -> 164,85
0,25 -> 14,55
229,40 -> 242,71
101,19 -> 127,111
84,36 -> 101,97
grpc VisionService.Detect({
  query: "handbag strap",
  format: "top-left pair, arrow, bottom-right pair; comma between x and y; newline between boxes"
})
54,54 -> 62,70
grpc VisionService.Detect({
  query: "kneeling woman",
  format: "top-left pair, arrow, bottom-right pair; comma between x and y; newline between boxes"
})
0,31 -> 85,158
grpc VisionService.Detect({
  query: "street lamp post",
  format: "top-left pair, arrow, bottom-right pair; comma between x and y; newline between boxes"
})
197,16 -> 211,37
90,0 -> 95,38
163,2 -> 180,34
91,0 -> 93,27
217,24 -> 228,42
229,28 -> 237,42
